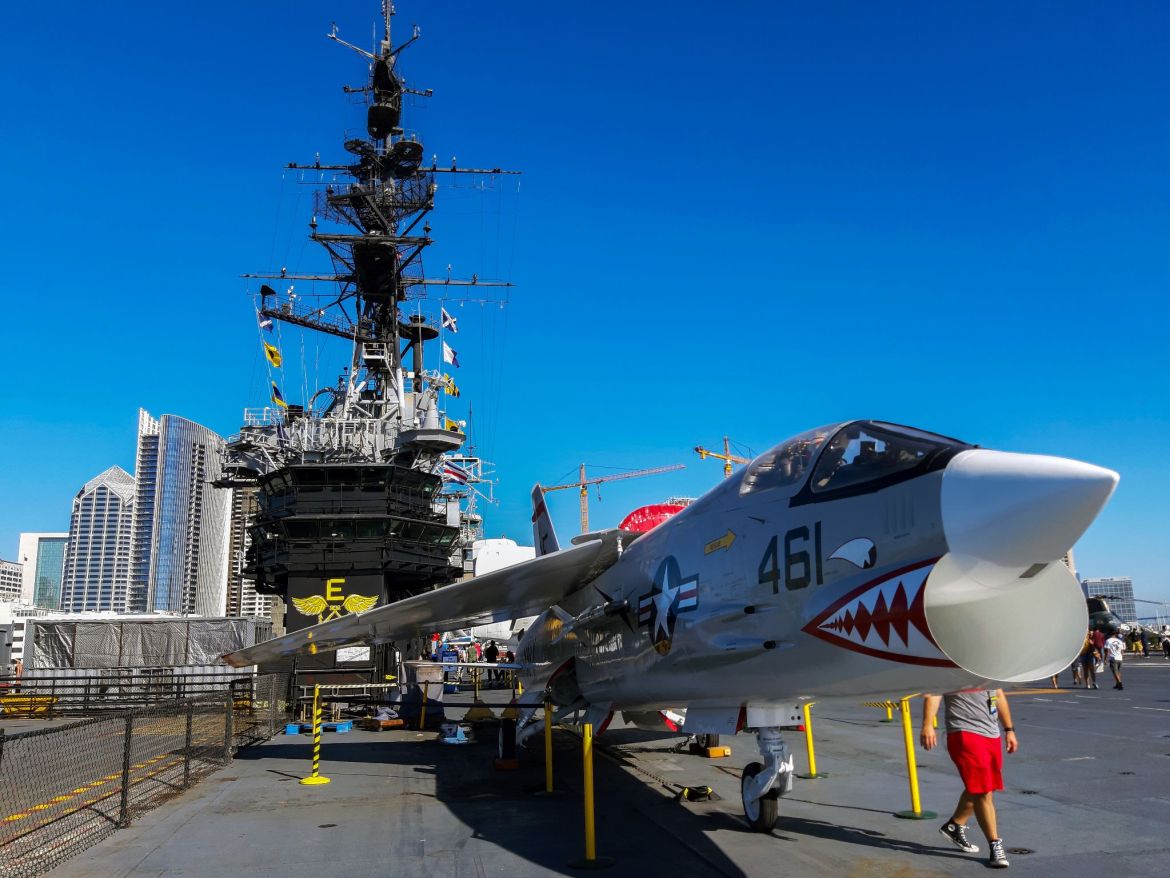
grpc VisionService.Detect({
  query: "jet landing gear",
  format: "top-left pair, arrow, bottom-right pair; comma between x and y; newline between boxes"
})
740,727 -> 793,832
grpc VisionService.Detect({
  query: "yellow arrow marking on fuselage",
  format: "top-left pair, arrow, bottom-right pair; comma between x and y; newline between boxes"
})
704,530 -> 737,554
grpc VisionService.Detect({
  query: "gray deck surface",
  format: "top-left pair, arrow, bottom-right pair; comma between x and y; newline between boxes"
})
46,658 -> 1170,877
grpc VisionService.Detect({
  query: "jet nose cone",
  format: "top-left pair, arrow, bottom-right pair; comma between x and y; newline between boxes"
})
941,449 -> 1118,566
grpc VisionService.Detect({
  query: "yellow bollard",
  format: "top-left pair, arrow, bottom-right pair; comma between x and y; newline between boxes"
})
796,702 -> 827,779
542,697 -> 556,794
583,723 -> 596,859
419,682 -> 429,731
299,684 -> 331,786
893,696 -> 934,819
569,722 -> 614,869
885,702 -> 894,722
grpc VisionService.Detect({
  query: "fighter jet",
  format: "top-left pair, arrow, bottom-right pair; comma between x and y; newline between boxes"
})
225,420 -> 1118,831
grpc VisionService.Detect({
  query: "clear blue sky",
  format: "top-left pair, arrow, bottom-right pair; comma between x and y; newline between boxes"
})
1,2 -> 1167,606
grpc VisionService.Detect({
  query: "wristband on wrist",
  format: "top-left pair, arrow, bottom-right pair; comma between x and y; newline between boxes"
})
1003,727 -> 1014,732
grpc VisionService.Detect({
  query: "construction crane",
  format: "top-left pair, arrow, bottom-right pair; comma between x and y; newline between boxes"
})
540,463 -> 685,533
694,437 -> 750,478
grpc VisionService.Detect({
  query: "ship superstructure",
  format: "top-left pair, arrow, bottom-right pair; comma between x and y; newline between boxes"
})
220,2 -> 517,661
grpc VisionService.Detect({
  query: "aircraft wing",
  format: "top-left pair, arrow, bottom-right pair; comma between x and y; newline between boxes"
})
223,534 -> 621,668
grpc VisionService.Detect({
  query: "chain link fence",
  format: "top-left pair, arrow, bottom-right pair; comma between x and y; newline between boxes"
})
0,673 -> 289,878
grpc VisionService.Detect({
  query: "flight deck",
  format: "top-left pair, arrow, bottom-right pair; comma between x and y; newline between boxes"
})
40,658 -> 1170,878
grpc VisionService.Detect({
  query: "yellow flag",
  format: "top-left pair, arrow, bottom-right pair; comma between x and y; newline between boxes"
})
263,342 -> 282,368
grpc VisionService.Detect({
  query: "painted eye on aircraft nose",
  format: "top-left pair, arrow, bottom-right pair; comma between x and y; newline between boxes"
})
940,449 -> 1118,567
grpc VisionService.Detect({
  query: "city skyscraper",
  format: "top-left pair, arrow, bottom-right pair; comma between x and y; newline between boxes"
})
1082,576 -> 1137,623
131,410 -> 231,616
61,466 -> 136,611
17,533 -> 69,608
0,559 -> 22,601
225,486 -> 272,618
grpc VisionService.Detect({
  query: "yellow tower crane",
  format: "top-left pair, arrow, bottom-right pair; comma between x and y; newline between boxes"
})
540,463 -> 685,533
694,437 -> 750,478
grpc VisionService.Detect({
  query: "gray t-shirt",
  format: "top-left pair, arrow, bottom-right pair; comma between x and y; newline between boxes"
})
943,689 -> 1000,738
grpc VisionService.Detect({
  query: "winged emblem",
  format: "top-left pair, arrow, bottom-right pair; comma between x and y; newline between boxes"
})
292,595 -> 329,618
342,593 -> 379,614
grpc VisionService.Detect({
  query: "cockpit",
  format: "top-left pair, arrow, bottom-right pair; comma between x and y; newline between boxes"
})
740,421 -> 971,502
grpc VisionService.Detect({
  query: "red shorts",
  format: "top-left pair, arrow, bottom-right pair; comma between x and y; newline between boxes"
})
946,730 -> 1003,794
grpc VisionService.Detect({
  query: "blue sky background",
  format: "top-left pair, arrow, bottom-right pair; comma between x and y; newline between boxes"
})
1,2 -> 1167,607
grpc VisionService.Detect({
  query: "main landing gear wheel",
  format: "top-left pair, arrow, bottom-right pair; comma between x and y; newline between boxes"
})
741,762 -> 779,832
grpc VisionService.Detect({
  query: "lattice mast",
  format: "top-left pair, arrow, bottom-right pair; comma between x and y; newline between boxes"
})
235,1 -> 517,470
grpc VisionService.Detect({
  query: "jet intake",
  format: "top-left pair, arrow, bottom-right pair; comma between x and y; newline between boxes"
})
923,554 -> 1087,682
927,448 -> 1118,682
941,449 -> 1118,567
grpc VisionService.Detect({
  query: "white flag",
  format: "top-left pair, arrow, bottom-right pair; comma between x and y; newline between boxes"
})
442,341 -> 460,368
441,307 -> 458,333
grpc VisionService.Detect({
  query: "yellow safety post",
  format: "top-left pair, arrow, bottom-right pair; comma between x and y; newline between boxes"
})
893,695 -> 934,819
796,702 -> 827,779
419,682 -> 429,731
569,722 -> 613,869
299,684 -> 331,786
545,699 -> 555,792
531,696 -> 559,796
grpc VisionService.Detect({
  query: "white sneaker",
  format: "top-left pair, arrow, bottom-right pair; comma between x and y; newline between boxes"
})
988,839 -> 1010,868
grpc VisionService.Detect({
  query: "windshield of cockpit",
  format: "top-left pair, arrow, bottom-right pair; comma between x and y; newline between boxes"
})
810,421 -> 966,494
739,425 -> 838,496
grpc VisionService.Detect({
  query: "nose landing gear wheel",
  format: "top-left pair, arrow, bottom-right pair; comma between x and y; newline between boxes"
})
741,761 -> 779,832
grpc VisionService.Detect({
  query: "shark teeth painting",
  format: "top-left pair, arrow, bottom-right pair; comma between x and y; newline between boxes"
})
802,559 -> 956,667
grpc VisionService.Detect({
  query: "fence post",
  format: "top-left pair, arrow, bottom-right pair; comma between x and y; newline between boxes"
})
184,699 -> 194,788
223,690 -> 234,765
270,676 -> 279,736
0,727 -> 6,773
118,712 -> 134,827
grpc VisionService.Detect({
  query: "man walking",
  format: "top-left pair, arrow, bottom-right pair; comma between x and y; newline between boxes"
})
922,689 -> 1018,869
1104,630 -> 1125,690
484,640 -> 500,684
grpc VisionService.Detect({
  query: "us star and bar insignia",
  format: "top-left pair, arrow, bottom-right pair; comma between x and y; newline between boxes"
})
637,556 -> 699,656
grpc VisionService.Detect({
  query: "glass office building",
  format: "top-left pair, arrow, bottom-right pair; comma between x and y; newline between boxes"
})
17,533 -> 69,609
61,467 -> 136,612
1082,577 -> 1137,624
132,410 -> 230,616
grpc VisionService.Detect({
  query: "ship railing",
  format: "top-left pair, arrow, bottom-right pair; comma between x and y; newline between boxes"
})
0,673 -> 291,876
259,289 -> 373,337
5,666 -> 254,715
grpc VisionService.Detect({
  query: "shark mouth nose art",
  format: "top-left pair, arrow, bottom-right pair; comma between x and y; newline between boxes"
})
803,560 -> 955,667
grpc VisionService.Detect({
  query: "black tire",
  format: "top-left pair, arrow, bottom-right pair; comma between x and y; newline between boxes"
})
741,761 -> 779,832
